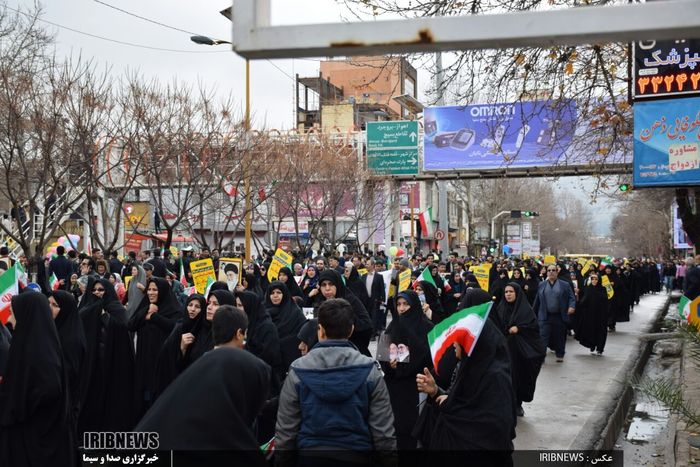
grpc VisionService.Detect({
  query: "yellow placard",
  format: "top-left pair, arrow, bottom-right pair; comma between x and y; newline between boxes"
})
508,270 -> 513,278
267,248 -> 293,282
218,257 -> 243,289
601,275 -> 615,299
471,265 -> 491,291
581,260 -> 597,276
578,257 -> 587,266
398,269 -> 412,292
544,255 -> 557,266
357,268 -> 368,276
124,275 -> 132,290
522,253 -> 530,260
190,258 -> 216,294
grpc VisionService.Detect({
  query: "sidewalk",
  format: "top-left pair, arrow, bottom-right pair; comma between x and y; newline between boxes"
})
514,293 -> 670,450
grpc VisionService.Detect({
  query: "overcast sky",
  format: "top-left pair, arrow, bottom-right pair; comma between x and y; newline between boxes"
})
17,0 -> 380,130
17,0 -> 619,235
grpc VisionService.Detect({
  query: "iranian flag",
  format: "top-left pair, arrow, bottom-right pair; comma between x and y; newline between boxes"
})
419,207 -> 434,238
0,265 -> 19,324
15,262 -> 27,288
179,258 -> 189,287
413,266 -> 437,290
203,276 -> 216,298
599,256 -> 613,270
428,301 -> 492,370
679,294 -> 700,325
49,272 -> 60,291
183,286 -> 197,296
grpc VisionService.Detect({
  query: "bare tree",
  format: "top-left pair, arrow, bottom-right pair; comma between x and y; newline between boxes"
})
0,5 -> 114,258
121,76 -> 239,250
613,188 -> 674,257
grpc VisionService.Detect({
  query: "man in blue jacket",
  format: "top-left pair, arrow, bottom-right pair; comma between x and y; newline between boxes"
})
533,263 -> 576,362
275,298 -> 396,465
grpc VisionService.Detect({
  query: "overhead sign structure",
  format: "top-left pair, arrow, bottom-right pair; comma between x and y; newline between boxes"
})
423,100 -> 577,172
633,39 -> 700,101
366,121 -> 419,176
633,96 -> 700,187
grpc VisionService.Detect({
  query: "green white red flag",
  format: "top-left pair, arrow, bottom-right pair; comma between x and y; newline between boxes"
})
15,262 -> 27,288
0,265 -> 19,324
180,258 -> 189,287
49,272 -> 60,291
204,276 -> 216,299
679,294 -> 700,325
419,207 -> 434,238
427,300 -> 492,371
599,256 -> 613,270
413,266 -> 437,290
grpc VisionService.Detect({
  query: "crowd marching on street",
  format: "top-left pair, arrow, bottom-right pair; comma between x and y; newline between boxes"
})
0,243 -> 684,465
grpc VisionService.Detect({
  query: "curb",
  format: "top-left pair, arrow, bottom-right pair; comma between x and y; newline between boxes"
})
570,295 -> 672,451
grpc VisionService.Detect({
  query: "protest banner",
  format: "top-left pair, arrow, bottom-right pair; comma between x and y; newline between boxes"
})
398,269 -> 412,292
601,275 -> 615,299
267,248 -> 293,282
190,258 -> 216,294
471,265 -> 491,291
218,257 -> 243,291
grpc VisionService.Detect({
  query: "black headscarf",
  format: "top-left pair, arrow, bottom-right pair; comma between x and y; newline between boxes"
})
315,269 -> 373,333
264,281 -> 306,340
458,287 -> 493,311
0,293 -> 74,467
382,290 -> 435,450
128,277 -> 183,419
418,280 -> 445,324
494,283 -> 545,404
209,289 -> 236,307
297,318 -> 318,350
244,272 -> 264,298
523,269 -> 539,305
510,269 -> 526,289
413,318 -> 516,453
153,294 -> 209,399
50,290 -> 87,434
489,268 -> 510,306
79,278 -> 135,434
0,321 -> 10,382
345,265 -> 372,313
237,290 -> 283,384
278,267 -> 303,301
135,347 -> 270,463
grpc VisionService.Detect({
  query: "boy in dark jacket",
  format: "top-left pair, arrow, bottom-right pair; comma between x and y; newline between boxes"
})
275,298 -> 396,465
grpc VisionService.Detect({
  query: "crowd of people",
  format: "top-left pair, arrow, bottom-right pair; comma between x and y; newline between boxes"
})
0,244 -> 674,465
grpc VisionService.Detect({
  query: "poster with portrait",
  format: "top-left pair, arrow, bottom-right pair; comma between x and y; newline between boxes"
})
218,257 -> 243,292
375,332 -> 411,363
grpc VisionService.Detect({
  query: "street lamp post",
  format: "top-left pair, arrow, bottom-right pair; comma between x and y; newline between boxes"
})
190,35 -> 253,263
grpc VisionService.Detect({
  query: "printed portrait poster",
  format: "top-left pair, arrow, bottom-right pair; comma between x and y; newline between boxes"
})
376,332 -> 411,363
218,257 -> 243,292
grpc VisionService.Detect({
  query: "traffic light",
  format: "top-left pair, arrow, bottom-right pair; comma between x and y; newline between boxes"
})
488,240 -> 497,254
510,210 -> 521,218
619,184 -> 631,192
523,211 -> 540,217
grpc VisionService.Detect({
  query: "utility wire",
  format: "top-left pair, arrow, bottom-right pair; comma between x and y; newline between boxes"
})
91,0 -> 323,77
93,0 -> 202,36
5,4 -> 228,53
